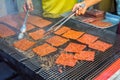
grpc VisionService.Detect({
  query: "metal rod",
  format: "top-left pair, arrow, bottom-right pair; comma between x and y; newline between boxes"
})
23,10 -> 29,24
54,13 -> 75,31
43,3 -> 86,39
46,3 -> 85,32
46,12 -> 74,32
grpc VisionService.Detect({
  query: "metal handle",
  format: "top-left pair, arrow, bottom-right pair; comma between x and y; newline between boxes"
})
47,3 -> 85,32
53,3 -> 85,31
23,10 -> 29,24
54,13 -> 75,31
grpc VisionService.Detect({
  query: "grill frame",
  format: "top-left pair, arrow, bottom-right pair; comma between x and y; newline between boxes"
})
0,14 -> 120,80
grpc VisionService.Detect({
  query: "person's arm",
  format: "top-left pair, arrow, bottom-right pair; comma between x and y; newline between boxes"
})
72,0 -> 101,15
23,0 -> 34,12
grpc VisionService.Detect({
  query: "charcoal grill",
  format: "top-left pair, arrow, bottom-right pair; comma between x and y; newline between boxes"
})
0,13 -> 120,80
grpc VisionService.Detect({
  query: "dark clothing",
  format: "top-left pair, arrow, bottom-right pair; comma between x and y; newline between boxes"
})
117,22 -> 120,34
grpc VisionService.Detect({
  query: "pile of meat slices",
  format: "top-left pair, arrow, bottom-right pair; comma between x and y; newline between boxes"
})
81,9 -> 112,28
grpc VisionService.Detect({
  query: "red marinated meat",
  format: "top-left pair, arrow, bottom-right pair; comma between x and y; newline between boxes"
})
29,29 -> 45,40
33,43 -> 57,56
77,33 -> 99,45
62,30 -> 84,39
55,53 -> 77,67
64,42 -> 86,52
89,40 -> 113,52
46,35 -> 68,47
74,51 -> 95,61
13,38 -> 35,51
0,24 -> 15,38
54,26 -> 71,35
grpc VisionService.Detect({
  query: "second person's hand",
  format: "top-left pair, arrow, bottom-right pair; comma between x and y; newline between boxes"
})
72,1 -> 87,15
23,0 -> 34,12
72,0 -> 101,16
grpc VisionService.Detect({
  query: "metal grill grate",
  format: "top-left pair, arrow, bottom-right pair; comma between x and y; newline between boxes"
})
0,14 -> 120,80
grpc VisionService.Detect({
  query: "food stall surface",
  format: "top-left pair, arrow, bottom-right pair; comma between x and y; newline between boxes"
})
0,12 -> 120,80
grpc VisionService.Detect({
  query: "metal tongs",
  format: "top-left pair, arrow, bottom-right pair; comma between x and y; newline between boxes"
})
18,3 -> 29,40
18,10 -> 29,39
43,3 -> 85,39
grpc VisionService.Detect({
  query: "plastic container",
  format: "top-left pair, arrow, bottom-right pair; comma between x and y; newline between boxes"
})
116,0 -> 120,15
104,12 -> 120,32
105,12 -> 120,24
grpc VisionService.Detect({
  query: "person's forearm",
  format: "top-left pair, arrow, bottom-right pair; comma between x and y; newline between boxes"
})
84,0 -> 101,8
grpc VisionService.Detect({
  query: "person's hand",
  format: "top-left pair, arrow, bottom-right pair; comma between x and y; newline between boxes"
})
72,1 -> 87,15
72,0 -> 101,15
23,0 -> 34,12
